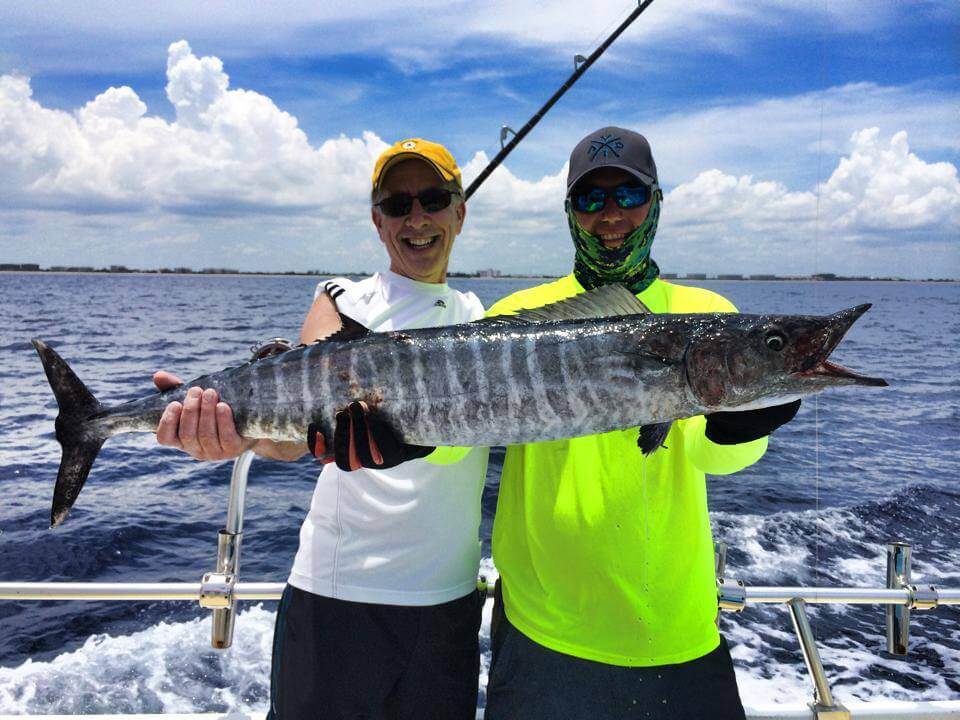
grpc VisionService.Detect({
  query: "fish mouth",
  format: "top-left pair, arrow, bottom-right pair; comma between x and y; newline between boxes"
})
796,304 -> 888,387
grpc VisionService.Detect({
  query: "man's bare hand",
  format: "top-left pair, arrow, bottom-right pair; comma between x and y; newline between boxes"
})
154,371 -> 254,461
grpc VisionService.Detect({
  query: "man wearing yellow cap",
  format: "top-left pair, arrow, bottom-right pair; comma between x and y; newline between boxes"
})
153,139 -> 489,719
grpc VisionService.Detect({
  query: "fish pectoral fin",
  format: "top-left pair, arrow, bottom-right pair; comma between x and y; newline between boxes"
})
478,284 -> 652,326
637,422 -> 672,455
314,313 -> 371,343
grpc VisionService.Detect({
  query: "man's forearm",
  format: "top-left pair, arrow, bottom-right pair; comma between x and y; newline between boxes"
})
251,439 -> 309,462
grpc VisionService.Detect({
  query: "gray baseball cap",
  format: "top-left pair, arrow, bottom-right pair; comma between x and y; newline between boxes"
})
566,126 -> 658,195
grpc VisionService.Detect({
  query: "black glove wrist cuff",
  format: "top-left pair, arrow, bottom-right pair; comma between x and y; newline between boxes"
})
705,399 -> 801,445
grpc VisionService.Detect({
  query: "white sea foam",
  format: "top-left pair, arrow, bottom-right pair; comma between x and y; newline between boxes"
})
0,606 -> 275,715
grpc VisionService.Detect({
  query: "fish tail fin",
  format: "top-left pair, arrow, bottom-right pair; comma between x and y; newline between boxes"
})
32,339 -> 106,527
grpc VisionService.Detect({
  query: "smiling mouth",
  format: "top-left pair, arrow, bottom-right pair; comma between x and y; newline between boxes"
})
402,234 -> 440,249
599,232 -> 628,247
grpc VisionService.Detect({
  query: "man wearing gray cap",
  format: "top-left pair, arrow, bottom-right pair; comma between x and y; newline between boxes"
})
482,127 -> 801,718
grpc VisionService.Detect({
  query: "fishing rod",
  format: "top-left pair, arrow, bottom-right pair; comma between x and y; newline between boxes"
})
464,0 -> 657,201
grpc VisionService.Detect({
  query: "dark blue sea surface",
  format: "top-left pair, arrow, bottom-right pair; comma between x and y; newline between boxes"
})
0,272 -> 957,712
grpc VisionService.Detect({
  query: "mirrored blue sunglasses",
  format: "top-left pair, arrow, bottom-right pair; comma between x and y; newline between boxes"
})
572,183 -> 652,214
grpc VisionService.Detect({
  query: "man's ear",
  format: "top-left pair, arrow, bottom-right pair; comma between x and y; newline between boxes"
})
371,206 -> 383,236
455,196 -> 467,234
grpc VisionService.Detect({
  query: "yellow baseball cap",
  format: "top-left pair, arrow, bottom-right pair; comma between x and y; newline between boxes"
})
372,138 -> 462,193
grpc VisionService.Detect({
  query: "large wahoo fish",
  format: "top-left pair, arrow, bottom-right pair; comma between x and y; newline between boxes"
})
33,285 -> 886,527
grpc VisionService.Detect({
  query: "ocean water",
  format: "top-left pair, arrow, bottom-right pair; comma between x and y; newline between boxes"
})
0,272 -> 957,713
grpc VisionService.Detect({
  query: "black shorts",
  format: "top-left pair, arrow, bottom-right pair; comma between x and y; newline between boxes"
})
486,582 -> 746,720
267,584 -> 484,720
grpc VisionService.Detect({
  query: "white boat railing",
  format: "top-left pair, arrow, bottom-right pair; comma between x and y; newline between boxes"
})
1,579 -> 959,606
2,451 -> 958,720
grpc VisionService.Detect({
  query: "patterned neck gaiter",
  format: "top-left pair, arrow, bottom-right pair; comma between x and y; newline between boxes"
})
569,192 -> 661,294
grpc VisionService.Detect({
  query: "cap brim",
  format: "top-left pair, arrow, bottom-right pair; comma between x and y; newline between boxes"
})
375,153 -> 456,191
566,164 -> 657,196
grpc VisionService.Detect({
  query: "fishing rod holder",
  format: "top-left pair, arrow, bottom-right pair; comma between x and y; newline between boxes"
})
201,449 -> 254,649
886,542 -> 939,655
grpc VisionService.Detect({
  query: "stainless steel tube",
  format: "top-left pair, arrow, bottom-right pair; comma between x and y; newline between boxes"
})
211,449 -> 254,649
886,543 -> 911,655
744,587 -> 914,604
788,597 -> 838,710
0,582 -> 286,601
1,582 -> 957,605
225,450 -> 254,532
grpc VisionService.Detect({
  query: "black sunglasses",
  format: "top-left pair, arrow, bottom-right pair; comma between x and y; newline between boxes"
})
571,183 -> 652,214
374,188 -> 460,218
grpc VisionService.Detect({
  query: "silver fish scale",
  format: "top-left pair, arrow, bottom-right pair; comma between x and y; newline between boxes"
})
368,322 -> 693,446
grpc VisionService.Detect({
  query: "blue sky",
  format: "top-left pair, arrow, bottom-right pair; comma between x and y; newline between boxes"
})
1,1 -> 957,277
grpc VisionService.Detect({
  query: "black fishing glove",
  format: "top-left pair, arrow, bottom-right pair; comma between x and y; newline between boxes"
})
306,422 -> 333,462
333,400 -> 434,471
705,399 -> 801,445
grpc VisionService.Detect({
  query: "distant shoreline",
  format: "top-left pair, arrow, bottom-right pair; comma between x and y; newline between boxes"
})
0,267 -> 957,283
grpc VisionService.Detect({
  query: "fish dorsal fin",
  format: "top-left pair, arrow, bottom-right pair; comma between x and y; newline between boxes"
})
313,312 -> 371,343
482,284 -> 651,326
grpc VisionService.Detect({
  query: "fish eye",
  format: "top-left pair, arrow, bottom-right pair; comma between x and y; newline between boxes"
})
764,330 -> 786,352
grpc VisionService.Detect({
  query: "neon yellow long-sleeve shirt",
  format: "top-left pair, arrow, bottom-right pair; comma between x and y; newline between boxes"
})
487,274 -> 767,666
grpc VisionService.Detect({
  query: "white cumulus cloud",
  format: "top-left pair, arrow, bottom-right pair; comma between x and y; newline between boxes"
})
0,41 -> 387,216
663,128 -> 959,235
823,128 -> 960,234
653,128 -> 959,275
0,43 -> 957,278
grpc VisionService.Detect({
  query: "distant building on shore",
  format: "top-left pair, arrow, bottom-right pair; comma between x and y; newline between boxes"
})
749,274 -> 777,280
684,273 -> 708,280
0,263 -> 40,271
717,274 -> 744,280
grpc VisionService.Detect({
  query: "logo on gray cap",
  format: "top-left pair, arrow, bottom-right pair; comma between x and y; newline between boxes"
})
588,134 -> 624,161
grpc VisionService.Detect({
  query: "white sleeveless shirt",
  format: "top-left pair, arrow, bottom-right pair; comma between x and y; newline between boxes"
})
288,271 -> 489,605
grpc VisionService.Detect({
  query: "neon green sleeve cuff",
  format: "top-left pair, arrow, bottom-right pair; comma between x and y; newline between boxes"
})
425,446 -> 474,465
681,415 -> 768,475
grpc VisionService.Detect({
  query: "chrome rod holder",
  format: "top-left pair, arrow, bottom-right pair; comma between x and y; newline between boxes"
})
886,542 -> 940,656
207,450 -> 254,649
886,542 -> 911,655
788,597 -> 850,719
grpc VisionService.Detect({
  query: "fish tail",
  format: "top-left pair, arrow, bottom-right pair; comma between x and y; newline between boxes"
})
32,339 -> 107,527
